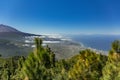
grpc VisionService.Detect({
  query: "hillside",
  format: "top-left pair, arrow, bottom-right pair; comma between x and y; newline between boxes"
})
0,38 -> 120,80
0,24 -> 20,32
0,24 -> 84,59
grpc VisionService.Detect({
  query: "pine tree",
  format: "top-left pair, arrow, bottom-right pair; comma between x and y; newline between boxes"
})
112,40 -> 120,53
68,49 -> 107,80
101,40 -> 120,80
21,38 -> 55,80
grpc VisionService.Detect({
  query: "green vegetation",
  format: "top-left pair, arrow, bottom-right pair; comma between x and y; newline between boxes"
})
0,39 -> 120,80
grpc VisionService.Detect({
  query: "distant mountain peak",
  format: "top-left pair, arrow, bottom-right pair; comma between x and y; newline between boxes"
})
0,24 -> 41,37
0,24 -> 20,33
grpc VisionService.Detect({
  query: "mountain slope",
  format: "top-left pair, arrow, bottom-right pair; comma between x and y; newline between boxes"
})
0,24 -> 20,32
0,24 -> 40,39
0,24 -> 83,59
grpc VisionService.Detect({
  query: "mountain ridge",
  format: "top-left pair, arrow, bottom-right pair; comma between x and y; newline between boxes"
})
0,24 -> 21,33
0,24 -> 41,37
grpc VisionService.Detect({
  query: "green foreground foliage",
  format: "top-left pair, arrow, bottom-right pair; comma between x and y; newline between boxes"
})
0,39 -> 120,80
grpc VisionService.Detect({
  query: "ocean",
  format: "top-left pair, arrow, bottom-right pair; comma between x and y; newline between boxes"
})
69,35 -> 120,51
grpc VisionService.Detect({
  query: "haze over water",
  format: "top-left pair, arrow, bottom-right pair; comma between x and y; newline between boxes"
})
70,35 -> 120,51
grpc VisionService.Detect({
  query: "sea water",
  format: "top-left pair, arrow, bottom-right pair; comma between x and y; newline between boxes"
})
70,35 -> 120,51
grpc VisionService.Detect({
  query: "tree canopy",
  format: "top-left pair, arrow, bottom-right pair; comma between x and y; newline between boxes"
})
0,38 -> 120,80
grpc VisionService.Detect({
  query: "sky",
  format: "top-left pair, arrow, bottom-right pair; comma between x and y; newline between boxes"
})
0,0 -> 120,35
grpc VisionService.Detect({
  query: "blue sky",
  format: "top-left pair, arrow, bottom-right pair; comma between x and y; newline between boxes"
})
0,0 -> 120,34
